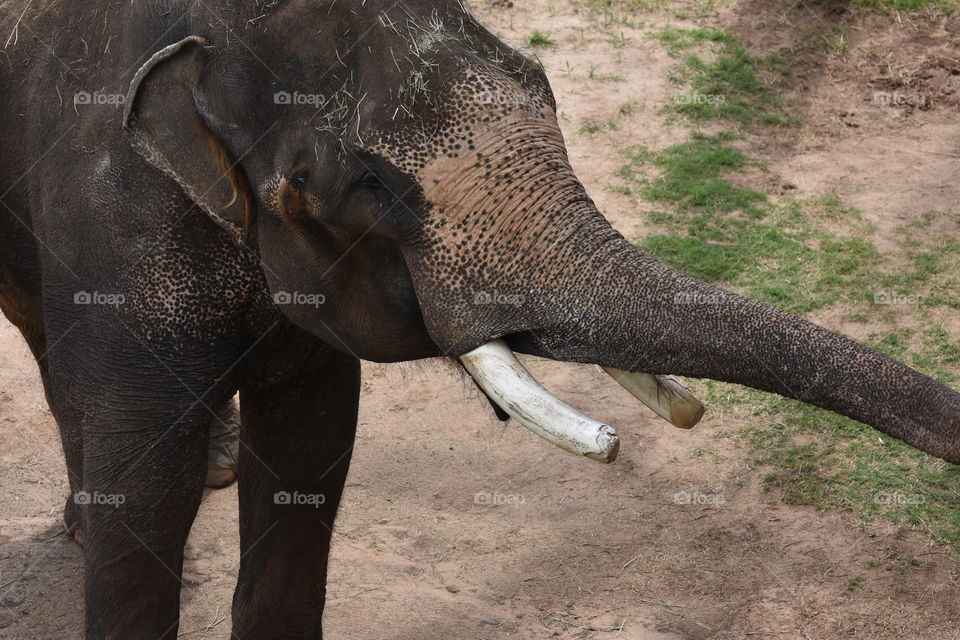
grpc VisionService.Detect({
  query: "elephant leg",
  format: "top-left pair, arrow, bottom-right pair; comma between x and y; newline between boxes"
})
52,368 -> 85,546
232,347 -> 360,640
28,344 -> 86,545
79,382 -> 227,639
47,327 -> 237,640
64,394 -> 235,547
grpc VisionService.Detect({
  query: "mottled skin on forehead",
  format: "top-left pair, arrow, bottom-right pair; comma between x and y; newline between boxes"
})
368,67 -> 556,173
356,63 -> 608,352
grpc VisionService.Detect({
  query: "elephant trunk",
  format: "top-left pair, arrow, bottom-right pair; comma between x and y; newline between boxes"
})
411,124 -> 959,464
513,238 -> 960,464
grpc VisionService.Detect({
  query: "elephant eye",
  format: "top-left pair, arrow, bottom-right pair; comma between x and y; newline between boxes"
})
356,169 -> 398,211
290,170 -> 309,190
360,169 -> 386,191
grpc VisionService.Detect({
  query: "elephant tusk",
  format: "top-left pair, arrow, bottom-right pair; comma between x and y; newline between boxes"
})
459,340 -> 620,463
602,368 -> 704,430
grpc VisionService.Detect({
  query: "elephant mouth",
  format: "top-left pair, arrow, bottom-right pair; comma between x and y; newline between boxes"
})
457,337 -> 704,463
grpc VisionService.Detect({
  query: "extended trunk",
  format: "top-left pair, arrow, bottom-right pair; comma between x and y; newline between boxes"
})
511,239 -> 960,465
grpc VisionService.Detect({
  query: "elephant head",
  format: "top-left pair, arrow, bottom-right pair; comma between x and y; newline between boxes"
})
124,0 -> 960,464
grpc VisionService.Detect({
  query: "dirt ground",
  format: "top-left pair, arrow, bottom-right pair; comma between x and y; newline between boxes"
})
2,1 -> 960,639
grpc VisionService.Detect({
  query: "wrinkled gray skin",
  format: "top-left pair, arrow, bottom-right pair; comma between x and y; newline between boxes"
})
0,1 -> 958,638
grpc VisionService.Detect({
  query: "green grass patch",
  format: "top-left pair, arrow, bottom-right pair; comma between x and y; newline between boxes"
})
654,26 -> 737,53
527,31 -> 556,48
654,27 -> 792,126
886,226 -> 960,309
634,132 -> 767,214
580,118 -> 620,135
845,575 -> 865,591
619,135 -> 880,314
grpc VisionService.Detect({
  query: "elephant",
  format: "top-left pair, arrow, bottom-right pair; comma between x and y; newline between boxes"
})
0,0 -> 957,638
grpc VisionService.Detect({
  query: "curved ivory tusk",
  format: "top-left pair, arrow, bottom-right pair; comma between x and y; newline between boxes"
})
459,340 -> 620,463
602,368 -> 704,430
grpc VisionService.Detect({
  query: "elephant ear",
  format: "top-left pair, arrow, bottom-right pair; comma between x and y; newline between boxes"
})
124,36 -> 253,238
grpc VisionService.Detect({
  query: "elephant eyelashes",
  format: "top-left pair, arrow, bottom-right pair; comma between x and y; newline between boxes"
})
291,171 -> 309,189
360,169 -> 388,193
357,169 -> 397,210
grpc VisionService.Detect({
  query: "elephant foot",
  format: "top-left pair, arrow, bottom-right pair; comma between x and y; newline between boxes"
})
205,396 -> 240,490
62,498 -> 85,548
205,467 -> 237,488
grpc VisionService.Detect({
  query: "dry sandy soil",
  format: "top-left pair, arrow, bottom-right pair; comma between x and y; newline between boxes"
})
2,1 -> 960,639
